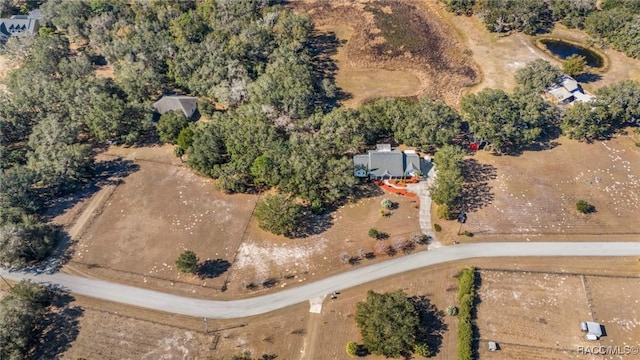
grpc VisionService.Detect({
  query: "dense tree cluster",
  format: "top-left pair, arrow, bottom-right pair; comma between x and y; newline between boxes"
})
355,290 -> 422,358
561,80 -> 640,141
461,88 -> 558,154
0,280 -> 52,360
514,59 -> 562,92
430,145 -> 465,220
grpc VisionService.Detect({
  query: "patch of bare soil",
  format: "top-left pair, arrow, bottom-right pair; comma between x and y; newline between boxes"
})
296,0 -> 479,107
438,134 -> 640,242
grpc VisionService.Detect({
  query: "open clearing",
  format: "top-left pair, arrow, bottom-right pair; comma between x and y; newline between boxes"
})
477,269 -> 640,360
58,145 -> 422,298
58,145 -> 258,298
435,134 -> 640,243
296,0 -> 478,107
49,257 -> 639,359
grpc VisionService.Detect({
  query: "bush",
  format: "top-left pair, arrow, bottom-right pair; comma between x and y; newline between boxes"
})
381,198 -> 393,209
413,343 -> 430,357
176,250 -> 198,273
446,305 -> 458,316
462,230 -> 474,237
576,200 -> 595,214
346,341 -> 358,356
368,228 -> 380,239
433,223 -> 442,232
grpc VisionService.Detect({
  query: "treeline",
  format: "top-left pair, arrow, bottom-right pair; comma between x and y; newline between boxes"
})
441,0 -> 640,59
456,267 -> 476,360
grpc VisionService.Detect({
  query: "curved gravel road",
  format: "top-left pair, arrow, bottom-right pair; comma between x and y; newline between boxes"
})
1,242 -> 638,319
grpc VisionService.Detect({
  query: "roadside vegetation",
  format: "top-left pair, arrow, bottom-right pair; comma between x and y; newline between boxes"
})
456,267 -> 477,360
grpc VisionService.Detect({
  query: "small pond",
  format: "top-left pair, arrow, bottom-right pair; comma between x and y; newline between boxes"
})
539,39 -> 605,68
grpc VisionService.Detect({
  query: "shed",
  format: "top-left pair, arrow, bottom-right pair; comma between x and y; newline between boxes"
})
488,341 -> 498,351
153,95 -> 198,119
580,321 -> 603,340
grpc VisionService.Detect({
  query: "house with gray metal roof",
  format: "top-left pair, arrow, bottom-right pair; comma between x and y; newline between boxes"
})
0,10 -> 41,41
354,144 -> 422,179
152,95 -> 198,119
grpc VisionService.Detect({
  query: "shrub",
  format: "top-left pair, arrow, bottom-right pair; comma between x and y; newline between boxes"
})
446,305 -> 458,316
368,228 -> 380,239
434,223 -> 442,232
175,250 -> 198,274
462,230 -> 474,237
436,204 -> 453,220
576,200 -> 595,214
346,341 -> 358,356
381,198 -> 393,209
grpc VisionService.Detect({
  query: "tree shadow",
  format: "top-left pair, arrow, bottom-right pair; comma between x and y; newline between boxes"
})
197,259 -> 231,279
32,289 -> 83,359
460,159 -> 497,213
410,295 -> 448,357
353,183 -> 385,200
294,211 -> 333,238
20,227 -> 76,275
575,72 -> 602,84
44,158 -> 140,219
307,29 -> 352,107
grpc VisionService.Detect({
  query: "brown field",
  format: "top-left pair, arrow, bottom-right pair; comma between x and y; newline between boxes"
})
296,0 -> 479,107
435,134 -> 640,243
225,189 -> 422,295
476,268 -> 640,360
58,145 -> 259,298
48,257 -> 639,359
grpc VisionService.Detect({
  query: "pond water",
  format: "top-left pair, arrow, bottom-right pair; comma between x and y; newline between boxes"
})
539,39 -> 604,68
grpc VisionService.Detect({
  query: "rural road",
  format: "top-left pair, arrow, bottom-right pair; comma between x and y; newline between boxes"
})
1,242 -> 639,319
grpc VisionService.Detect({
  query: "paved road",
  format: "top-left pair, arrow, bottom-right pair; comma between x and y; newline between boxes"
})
1,242 -> 638,319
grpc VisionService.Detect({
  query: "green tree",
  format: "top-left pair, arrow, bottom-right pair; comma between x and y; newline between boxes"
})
413,343 -> 430,357
561,102 -> 610,141
394,97 -> 461,152
514,59 -> 562,91
187,122 -> 227,177
176,250 -> 198,273
254,194 -> 303,237
0,280 -> 51,360
551,0 -> 597,29
563,54 -> 587,76
157,111 -> 189,144
441,0 -> 475,16
355,290 -> 419,358
430,145 -> 465,212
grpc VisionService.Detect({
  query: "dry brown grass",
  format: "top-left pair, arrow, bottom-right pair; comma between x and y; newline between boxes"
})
296,0 -> 478,107
436,134 -> 640,242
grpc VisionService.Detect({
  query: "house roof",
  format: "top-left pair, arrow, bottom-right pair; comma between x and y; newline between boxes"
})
353,145 -> 422,178
153,95 -> 198,118
369,150 -> 404,178
0,17 -> 39,40
561,75 -> 579,92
